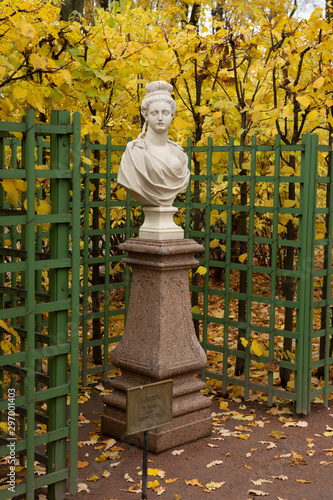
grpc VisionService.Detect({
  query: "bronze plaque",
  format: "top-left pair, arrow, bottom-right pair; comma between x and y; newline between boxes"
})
126,380 -> 173,435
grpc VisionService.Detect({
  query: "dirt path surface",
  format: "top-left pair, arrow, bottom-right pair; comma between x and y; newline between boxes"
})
66,393 -> 333,500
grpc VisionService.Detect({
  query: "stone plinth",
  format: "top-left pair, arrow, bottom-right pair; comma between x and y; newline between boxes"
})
139,206 -> 184,240
101,239 -> 212,453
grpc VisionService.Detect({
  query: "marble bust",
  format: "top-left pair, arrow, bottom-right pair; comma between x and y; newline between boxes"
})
117,81 -> 190,239
117,81 -> 190,207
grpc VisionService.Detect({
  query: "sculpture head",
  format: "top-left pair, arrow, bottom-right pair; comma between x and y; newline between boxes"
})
141,81 -> 176,120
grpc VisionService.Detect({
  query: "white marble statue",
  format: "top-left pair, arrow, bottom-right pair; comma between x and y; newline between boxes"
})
117,81 -> 190,240
117,81 -> 190,209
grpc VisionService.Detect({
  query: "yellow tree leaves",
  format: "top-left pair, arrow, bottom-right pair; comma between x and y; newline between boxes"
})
1,0 -> 332,150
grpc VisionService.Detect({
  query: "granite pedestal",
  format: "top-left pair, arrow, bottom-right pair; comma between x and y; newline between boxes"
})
101,238 -> 212,453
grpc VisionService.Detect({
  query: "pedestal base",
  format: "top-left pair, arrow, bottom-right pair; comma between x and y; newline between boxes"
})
102,373 -> 212,453
101,239 -> 212,452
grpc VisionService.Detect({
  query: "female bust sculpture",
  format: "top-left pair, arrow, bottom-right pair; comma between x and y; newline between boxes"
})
117,81 -> 190,207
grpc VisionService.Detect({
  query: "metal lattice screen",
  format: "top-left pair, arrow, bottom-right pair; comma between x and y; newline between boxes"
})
79,133 -> 333,414
1,111 -> 333,498
0,110 -> 81,499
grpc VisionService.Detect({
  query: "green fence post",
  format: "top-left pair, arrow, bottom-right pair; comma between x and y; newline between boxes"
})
297,133 -> 317,414
23,109 -> 37,500
47,110 -> 71,500
69,111 -> 81,494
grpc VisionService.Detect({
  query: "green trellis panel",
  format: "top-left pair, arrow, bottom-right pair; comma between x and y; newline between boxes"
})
0,110 -> 80,499
1,111 -> 333,498
78,130 -> 333,415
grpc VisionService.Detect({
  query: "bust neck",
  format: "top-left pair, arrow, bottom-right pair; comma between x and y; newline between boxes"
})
144,127 -> 168,146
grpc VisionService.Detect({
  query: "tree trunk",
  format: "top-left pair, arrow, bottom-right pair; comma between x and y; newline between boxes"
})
280,173 -> 296,387
92,147 -> 102,365
60,0 -> 84,21
235,115 -> 249,376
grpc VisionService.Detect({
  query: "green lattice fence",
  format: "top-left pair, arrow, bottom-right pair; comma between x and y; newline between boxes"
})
79,132 -> 333,415
0,110 -> 81,499
1,111 -> 333,498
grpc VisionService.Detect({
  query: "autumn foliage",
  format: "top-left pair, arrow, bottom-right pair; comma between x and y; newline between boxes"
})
0,0 -> 332,148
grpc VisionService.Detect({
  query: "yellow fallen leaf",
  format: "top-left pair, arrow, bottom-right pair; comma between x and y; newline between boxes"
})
147,480 -> 159,489
320,461 -> 333,466
86,474 -> 99,482
185,478 -> 204,487
165,478 -> 180,483
237,433 -> 250,440
240,337 -> 248,348
296,479 -> 311,483
269,430 -> 287,439
206,481 -> 225,490
137,468 -> 164,476
239,253 -> 247,264
252,339 -> 264,357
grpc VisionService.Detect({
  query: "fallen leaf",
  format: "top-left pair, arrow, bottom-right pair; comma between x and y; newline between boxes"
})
124,473 -> 135,482
289,452 -> 307,467
185,478 -> 204,487
80,439 -> 98,446
237,433 -> 250,440
283,421 -> 308,428
95,383 -> 105,391
77,461 -> 89,469
268,407 -> 293,416
147,480 -> 160,489
137,468 -> 164,477
207,443 -> 219,448
104,438 -> 117,450
259,441 -> 276,449
166,478 -> 180,483
205,481 -> 225,490
172,449 -> 184,456
247,489 -> 269,496
296,479 -> 311,483
320,461 -> 333,466
323,431 -> 333,437
206,460 -> 223,468
86,474 -> 99,482
77,483 -> 90,493
269,430 -> 287,439
156,486 -> 166,495
102,470 -> 111,478
110,462 -> 120,468
251,479 -> 273,486
78,413 -> 90,425
269,475 -> 288,480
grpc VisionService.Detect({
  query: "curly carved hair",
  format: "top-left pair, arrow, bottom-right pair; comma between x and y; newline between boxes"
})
141,94 -> 176,118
